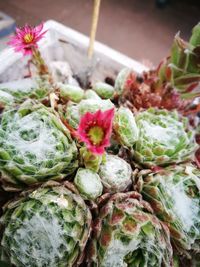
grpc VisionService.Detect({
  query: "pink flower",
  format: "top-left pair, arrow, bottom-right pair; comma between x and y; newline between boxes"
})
8,23 -> 47,55
76,109 -> 115,155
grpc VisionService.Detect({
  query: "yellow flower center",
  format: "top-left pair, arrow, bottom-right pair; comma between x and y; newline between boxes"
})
24,33 -> 34,44
88,126 -> 104,145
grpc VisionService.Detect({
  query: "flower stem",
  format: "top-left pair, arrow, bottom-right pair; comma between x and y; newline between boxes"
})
32,48 -> 53,84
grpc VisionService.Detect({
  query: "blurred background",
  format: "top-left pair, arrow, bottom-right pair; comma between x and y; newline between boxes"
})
0,0 -> 199,66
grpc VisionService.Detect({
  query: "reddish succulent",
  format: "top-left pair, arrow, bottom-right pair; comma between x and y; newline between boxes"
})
87,192 -> 173,267
119,24 -> 200,115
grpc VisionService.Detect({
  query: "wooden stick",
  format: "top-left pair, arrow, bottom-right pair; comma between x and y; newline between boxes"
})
88,0 -> 101,59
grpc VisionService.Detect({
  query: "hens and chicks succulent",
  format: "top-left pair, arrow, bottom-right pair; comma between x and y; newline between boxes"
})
0,23 -> 200,267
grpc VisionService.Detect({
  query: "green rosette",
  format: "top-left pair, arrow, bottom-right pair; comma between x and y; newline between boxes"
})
138,164 -> 200,254
113,107 -> 139,147
133,108 -> 197,167
93,82 -> 115,99
99,154 -> 132,193
65,98 -> 115,129
74,168 -> 103,200
0,182 -> 91,267
0,101 -> 78,191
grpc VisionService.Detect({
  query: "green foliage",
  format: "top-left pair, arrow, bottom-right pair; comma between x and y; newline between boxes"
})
133,108 -> 197,167
60,83 -> 84,103
158,24 -> 200,99
88,192 -> 173,267
74,168 -> 103,200
0,101 -> 78,191
114,107 -> 139,147
99,154 -> 132,193
139,164 -> 200,254
93,82 -> 115,99
0,182 -> 91,267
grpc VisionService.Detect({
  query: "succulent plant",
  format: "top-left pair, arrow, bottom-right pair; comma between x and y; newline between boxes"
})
0,90 -> 14,109
99,154 -> 132,193
65,98 -> 115,129
74,168 -> 103,200
157,23 -> 200,101
137,164 -> 200,254
0,101 -> 78,191
133,108 -> 197,167
114,68 -> 132,96
65,103 -> 80,129
79,147 -> 104,172
88,191 -> 173,267
0,181 -> 92,267
118,23 -> 200,113
78,99 -> 114,116
0,77 -> 52,105
59,83 -> 84,103
2,21 -> 200,266
113,107 -> 139,147
93,82 -> 115,99
63,92 -> 105,129
84,89 -> 102,100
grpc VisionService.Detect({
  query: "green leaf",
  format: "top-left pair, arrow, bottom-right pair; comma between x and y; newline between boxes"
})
180,91 -> 200,100
189,23 -> 200,46
174,73 -> 200,86
187,46 -> 200,73
171,33 -> 182,66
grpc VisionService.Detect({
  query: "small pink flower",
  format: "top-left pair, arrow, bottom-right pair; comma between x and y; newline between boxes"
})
8,23 -> 47,55
76,109 -> 115,155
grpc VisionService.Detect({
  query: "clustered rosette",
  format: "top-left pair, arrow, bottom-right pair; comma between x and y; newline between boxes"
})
0,78 -> 52,111
87,192 -> 173,267
0,22 -> 200,267
116,23 -> 200,114
133,108 -> 197,167
136,164 -> 200,254
0,182 -> 92,266
0,100 -> 78,191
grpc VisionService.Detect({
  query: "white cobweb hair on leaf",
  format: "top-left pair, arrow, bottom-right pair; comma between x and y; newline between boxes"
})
141,164 -> 200,251
0,102 -> 78,190
0,184 -> 92,267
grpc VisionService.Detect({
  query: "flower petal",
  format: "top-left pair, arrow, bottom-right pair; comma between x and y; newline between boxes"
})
76,108 -> 115,155
7,23 -> 47,55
